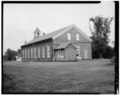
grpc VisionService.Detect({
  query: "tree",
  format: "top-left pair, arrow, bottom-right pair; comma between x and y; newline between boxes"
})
17,49 -> 22,56
89,16 -> 113,58
102,46 -> 114,58
4,48 -> 17,61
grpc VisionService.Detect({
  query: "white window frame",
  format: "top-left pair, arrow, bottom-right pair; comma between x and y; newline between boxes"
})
42,47 -> 45,58
76,34 -> 80,41
34,48 -> 36,58
38,47 -> 40,58
47,45 -> 50,58
67,33 -> 71,40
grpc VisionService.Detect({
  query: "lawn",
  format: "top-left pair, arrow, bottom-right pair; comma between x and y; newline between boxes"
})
3,59 -> 114,94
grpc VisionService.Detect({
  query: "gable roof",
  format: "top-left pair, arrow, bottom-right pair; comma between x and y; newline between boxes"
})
54,42 -> 76,50
22,24 -> 92,47
53,24 -> 92,42
54,42 -> 70,49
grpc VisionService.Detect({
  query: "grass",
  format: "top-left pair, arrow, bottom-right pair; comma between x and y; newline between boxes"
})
3,59 -> 114,94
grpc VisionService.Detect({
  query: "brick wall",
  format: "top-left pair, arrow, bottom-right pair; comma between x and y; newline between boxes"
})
21,39 -> 53,62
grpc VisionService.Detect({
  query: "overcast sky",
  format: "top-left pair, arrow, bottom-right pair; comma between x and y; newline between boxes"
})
3,1 -> 115,53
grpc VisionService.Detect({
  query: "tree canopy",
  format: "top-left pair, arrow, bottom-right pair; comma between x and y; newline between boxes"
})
89,16 -> 113,58
3,48 -> 17,61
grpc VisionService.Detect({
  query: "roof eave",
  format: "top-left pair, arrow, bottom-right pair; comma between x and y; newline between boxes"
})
21,38 -> 53,48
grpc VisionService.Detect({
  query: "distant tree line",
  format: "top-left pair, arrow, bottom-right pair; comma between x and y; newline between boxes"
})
3,48 -> 21,61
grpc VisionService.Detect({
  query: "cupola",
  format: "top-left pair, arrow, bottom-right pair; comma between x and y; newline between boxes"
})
34,28 -> 41,39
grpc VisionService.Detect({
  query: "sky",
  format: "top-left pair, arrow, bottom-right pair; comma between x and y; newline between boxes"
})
3,1 -> 115,54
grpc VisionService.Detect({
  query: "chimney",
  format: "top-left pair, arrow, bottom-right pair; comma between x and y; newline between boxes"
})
43,33 -> 45,35
24,40 -> 27,44
34,28 -> 41,39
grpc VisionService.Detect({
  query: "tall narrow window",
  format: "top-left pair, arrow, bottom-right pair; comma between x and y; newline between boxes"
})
24,50 -> 26,58
47,45 -> 50,58
23,50 -> 24,58
31,48 -> 33,58
58,50 -> 60,57
67,33 -> 71,40
38,47 -> 40,58
42,47 -> 45,58
34,48 -> 36,58
76,34 -> 80,40
29,49 -> 30,58
28,49 -> 29,58
25,49 -> 27,58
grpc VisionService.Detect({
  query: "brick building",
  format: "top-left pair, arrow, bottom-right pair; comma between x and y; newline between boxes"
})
21,24 -> 92,61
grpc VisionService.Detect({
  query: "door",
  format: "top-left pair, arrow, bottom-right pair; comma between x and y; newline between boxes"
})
76,46 -> 81,59
84,49 -> 88,59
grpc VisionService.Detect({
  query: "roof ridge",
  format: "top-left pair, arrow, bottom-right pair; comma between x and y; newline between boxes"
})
42,24 -> 73,36
22,24 -> 73,46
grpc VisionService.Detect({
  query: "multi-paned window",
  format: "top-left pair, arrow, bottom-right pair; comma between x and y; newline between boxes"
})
76,34 -> 80,40
67,33 -> 71,40
42,47 -> 45,58
38,47 -> 40,58
34,48 -> 36,58
47,45 -> 50,58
